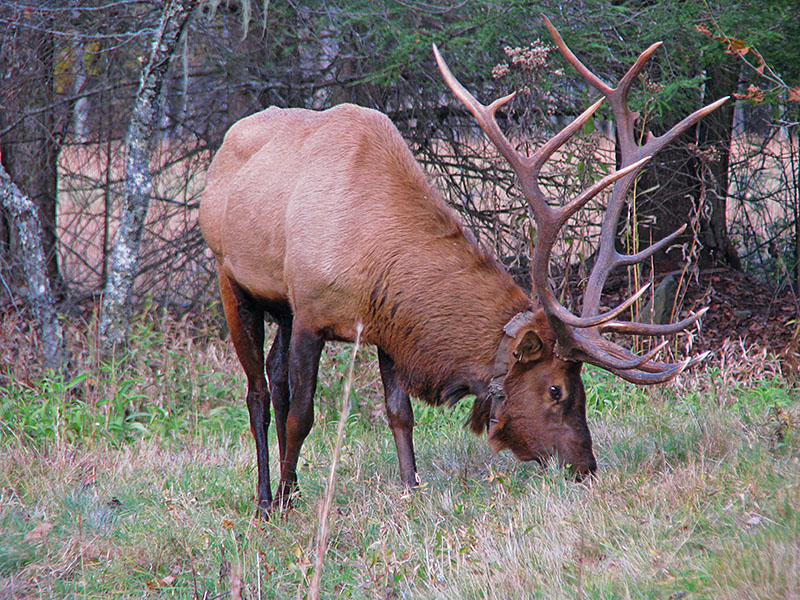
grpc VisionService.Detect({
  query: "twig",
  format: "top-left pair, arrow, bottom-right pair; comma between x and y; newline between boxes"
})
308,323 -> 363,600
229,565 -> 242,600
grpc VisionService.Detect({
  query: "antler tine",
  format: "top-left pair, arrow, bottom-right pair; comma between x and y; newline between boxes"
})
568,222 -> 685,306
617,42 -> 663,99
435,20 -> 718,384
599,306 -> 709,335
432,45 -> 536,190
532,98 -> 604,172
560,23 -> 725,321
544,282 -> 651,329
568,329 -> 674,371
565,304 -> 709,378
640,96 -> 730,158
533,155 -> 651,328
607,356 -> 693,385
541,15 -> 612,96
596,338 -> 671,370
603,350 -> 710,384
557,155 -> 651,226
578,97 -> 729,320
538,16 -> 721,381
617,224 -> 686,266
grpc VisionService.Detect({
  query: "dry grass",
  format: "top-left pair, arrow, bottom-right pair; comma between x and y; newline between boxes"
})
1,313 -> 798,599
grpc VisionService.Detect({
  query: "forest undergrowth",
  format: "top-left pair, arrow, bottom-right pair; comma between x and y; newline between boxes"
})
0,308 -> 798,599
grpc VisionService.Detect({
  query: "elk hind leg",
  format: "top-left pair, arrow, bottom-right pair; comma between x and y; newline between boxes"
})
274,322 -> 324,509
217,269 -> 272,518
266,307 -> 292,464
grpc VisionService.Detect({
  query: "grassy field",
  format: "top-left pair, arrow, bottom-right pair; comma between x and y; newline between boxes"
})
1,313 -> 798,599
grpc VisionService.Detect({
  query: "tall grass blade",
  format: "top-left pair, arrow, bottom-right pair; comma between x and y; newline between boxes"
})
308,323 -> 363,600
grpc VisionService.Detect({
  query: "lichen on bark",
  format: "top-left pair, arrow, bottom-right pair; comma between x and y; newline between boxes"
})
99,0 -> 195,358
0,163 -> 65,371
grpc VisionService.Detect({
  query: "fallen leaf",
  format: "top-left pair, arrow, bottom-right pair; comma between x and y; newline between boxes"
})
82,470 -> 96,488
24,522 -> 54,543
146,575 -> 177,589
746,514 -> 763,527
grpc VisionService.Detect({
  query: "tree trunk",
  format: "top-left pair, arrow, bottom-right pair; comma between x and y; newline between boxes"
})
696,61 -> 741,269
634,133 -> 703,269
0,163 -> 65,371
0,13 -> 64,298
70,36 -> 90,143
99,0 -> 195,357
635,58 -> 740,271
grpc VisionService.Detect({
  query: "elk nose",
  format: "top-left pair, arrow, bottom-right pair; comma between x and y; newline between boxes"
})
585,454 -> 598,476
569,453 -> 597,481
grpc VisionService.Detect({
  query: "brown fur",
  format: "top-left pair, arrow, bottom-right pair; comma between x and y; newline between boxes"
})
201,104 -> 531,404
200,104 -> 597,505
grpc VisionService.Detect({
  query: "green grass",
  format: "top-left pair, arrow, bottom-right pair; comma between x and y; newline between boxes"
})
1,316 -> 798,599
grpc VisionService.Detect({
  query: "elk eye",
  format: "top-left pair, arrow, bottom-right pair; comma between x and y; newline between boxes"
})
549,385 -> 562,402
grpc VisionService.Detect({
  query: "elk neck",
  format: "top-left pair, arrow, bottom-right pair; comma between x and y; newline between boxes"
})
357,221 -> 533,408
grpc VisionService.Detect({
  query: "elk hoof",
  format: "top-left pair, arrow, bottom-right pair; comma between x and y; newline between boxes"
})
255,499 -> 273,521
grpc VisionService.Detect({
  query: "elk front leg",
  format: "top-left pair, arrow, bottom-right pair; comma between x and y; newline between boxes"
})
274,324 -> 324,509
378,348 -> 419,488
217,269 -> 272,518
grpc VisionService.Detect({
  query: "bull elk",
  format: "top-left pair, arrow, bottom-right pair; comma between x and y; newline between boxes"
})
199,17 -> 724,517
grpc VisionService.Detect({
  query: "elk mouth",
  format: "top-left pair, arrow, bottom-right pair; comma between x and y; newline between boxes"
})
486,422 -> 597,478
557,444 -> 597,480
568,456 -> 597,481
516,448 -> 597,480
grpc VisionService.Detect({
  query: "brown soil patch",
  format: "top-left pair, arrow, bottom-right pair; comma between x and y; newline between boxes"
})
684,268 -> 798,354
589,266 -> 800,382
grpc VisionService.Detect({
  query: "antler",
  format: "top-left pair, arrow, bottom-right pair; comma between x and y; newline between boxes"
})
434,16 -> 727,384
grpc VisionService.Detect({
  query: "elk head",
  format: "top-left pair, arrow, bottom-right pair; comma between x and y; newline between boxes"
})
477,310 -> 596,476
435,16 -> 724,472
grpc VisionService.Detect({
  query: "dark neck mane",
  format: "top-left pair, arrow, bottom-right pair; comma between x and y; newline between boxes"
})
362,231 -> 531,406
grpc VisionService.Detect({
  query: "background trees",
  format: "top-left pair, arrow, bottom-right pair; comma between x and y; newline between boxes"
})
98,0 -> 195,356
0,0 -> 797,369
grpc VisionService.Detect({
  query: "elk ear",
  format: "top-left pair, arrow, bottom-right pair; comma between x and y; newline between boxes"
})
511,329 -> 544,364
